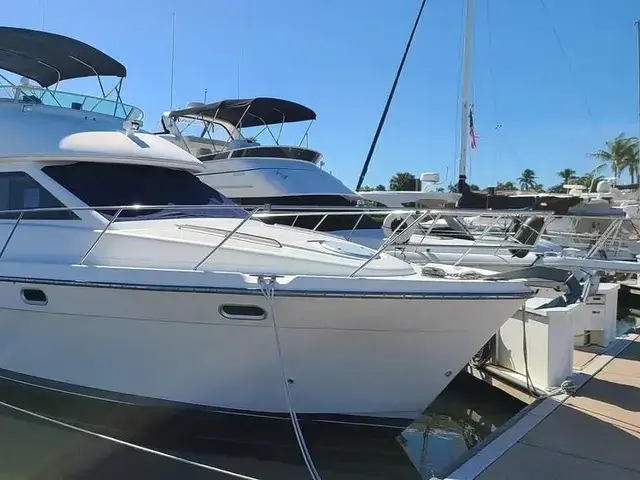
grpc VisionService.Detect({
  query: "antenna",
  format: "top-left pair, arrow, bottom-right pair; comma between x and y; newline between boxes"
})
41,0 -> 46,29
203,88 -> 208,103
169,12 -> 176,110
237,41 -> 242,98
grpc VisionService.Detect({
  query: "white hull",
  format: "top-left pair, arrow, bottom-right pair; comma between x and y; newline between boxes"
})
0,270 -> 526,421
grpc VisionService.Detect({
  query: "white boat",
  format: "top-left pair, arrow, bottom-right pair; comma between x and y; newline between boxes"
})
0,27 -> 534,431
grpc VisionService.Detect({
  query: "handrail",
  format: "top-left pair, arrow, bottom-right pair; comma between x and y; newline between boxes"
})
177,224 -> 282,248
192,207 -> 264,271
0,212 -> 24,260
79,208 -> 123,265
454,213 -> 504,267
0,202 -> 634,275
349,209 -> 433,277
0,84 -> 144,121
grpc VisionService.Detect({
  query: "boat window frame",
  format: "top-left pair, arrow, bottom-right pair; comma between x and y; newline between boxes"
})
0,170 -> 79,220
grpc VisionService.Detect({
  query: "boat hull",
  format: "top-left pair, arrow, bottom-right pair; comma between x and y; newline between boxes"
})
0,277 -> 525,424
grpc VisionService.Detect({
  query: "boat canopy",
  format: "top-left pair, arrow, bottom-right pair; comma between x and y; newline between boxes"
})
170,97 -> 317,128
0,26 -> 126,87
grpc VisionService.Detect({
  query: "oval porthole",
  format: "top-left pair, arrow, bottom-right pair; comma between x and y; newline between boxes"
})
21,288 -> 48,305
219,304 -> 266,321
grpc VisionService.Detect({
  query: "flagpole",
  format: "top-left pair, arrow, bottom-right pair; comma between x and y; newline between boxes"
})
458,0 -> 474,194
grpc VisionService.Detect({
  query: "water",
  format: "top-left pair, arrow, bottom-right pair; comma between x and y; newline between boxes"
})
0,373 -> 524,479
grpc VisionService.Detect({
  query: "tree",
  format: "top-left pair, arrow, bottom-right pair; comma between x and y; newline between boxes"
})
517,169 -> 537,191
436,187 -> 445,192
623,141 -> 640,184
358,185 -> 374,192
557,168 -> 576,185
573,172 -> 604,193
468,184 -> 480,191
389,172 -> 418,191
590,133 -> 638,181
547,184 -> 566,193
495,181 -> 517,191
374,184 -> 387,191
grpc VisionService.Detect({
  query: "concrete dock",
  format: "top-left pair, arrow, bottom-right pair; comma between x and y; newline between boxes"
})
443,331 -> 640,479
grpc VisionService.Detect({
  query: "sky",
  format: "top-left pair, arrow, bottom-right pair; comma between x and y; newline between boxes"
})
4,0 -> 640,191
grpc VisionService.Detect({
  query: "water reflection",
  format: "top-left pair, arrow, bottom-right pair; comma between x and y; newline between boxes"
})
0,373 -> 523,479
401,373 -> 524,479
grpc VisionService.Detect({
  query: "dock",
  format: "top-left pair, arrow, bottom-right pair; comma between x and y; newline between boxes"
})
440,330 -> 640,480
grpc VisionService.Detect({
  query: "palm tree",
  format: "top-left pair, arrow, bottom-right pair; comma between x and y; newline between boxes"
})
517,169 -> 537,191
574,172 -> 604,193
591,133 -> 638,181
495,181 -> 517,191
557,168 -> 576,185
389,172 -> 418,191
622,141 -> 640,184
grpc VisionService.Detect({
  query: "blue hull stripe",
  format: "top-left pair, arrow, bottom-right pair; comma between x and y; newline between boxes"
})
0,275 -> 533,300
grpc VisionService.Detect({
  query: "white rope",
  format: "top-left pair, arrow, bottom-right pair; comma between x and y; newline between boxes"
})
0,397 -> 258,479
258,276 -> 322,480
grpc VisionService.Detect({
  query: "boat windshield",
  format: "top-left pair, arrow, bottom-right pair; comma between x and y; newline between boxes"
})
0,84 -> 144,122
42,163 -> 249,221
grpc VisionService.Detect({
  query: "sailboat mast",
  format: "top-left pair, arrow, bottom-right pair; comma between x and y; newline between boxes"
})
636,20 -> 640,177
355,0 -> 427,191
458,0 -> 474,193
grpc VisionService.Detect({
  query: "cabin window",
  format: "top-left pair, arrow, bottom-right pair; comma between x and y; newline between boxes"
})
0,172 -> 78,220
42,163 -> 249,221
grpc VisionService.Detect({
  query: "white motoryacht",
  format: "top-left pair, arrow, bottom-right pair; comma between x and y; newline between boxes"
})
0,28 -> 534,431
159,99 -> 640,273
157,99 -> 561,270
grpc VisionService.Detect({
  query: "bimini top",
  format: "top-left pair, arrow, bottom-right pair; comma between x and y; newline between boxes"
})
170,97 -> 317,128
0,26 -> 126,87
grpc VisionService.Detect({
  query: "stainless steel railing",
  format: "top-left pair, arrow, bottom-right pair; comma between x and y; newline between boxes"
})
0,202 -> 635,277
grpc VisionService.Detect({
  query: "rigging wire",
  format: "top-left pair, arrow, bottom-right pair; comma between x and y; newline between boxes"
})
484,0 -> 524,178
485,0 -> 500,130
538,0 -> 598,129
355,0 -> 428,191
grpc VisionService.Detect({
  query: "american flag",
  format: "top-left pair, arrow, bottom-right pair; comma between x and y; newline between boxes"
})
469,107 -> 478,150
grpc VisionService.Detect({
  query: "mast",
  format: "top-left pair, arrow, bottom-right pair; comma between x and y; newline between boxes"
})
355,0 -> 427,191
457,0 -> 474,194
636,20 -> 640,181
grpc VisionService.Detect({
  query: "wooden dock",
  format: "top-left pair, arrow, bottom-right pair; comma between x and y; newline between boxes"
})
442,331 -> 640,479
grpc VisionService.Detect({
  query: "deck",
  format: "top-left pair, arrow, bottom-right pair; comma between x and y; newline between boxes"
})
444,331 -> 640,479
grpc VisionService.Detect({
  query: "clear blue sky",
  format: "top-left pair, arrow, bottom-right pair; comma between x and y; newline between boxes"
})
5,0 -> 640,190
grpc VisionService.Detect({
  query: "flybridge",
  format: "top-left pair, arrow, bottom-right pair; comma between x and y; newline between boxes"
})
0,26 -> 142,123
161,97 -> 322,164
